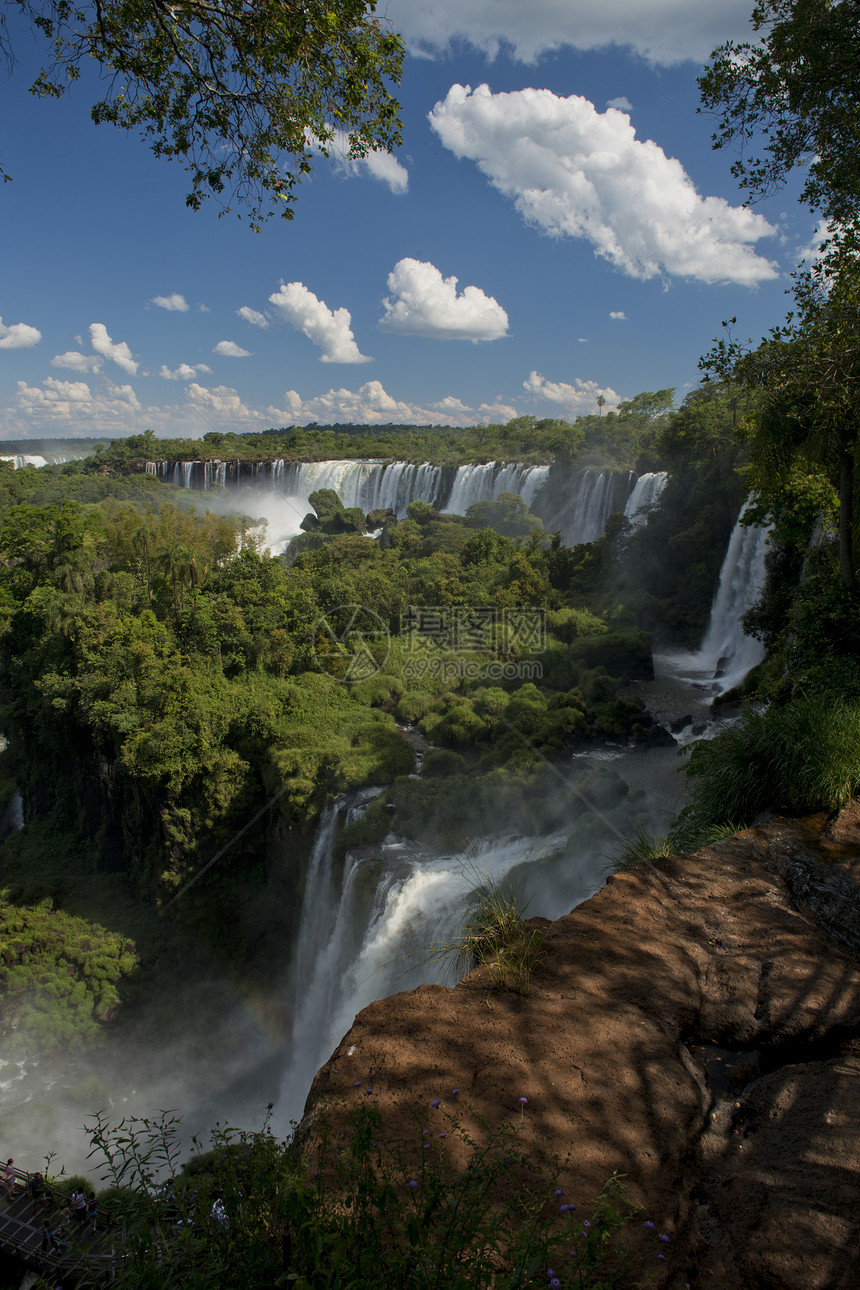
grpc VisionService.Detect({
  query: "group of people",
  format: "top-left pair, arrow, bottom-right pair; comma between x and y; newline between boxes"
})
2,1157 -> 99,1259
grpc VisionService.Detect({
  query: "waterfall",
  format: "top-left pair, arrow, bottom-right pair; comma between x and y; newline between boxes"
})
553,470 -> 636,545
696,502 -> 770,692
0,454 -> 49,469
624,471 -> 668,528
279,816 -> 599,1123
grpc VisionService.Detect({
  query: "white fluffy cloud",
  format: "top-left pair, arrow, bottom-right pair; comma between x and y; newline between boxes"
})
152,293 -> 189,312
388,0 -> 752,66
51,351 -> 103,373
0,317 -> 41,349
379,258 -> 509,342
609,310 -> 627,320
606,96 -> 633,113
524,370 -> 620,416
268,380 -> 514,427
237,306 -> 269,328
89,323 -> 138,374
159,362 -> 213,380
186,383 -> 265,422
330,129 -> 409,194
15,377 -> 141,428
429,84 -> 778,285
268,282 -> 371,363
213,340 -> 252,358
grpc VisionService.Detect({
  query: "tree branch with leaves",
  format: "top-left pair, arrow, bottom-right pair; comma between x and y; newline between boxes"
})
4,0 -> 403,227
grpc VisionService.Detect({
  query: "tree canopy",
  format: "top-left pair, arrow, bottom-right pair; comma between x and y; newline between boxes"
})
699,0 -> 860,229
3,0 -> 403,226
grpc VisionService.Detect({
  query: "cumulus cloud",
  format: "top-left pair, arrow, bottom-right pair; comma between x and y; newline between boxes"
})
524,370 -> 620,416
388,0 -> 752,66
159,362 -> 213,381
609,310 -> 627,319
606,96 -> 633,113
379,258 -> 509,342
186,383 -> 265,421
0,317 -> 42,349
89,323 -> 138,374
310,127 -> 409,193
429,84 -> 778,285
51,351 -> 103,373
269,380 -> 501,426
152,293 -> 189,312
213,340 -> 252,358
797,218 -> 832,266
268,282 -> 371,363
14,377 -> 141,429
237,306 -> 269,328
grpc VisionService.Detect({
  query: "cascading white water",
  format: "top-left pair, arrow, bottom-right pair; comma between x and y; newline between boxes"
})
549,469 -> 636,546
0,453 -> 83,469
279,826 -> 584,1122
623,472 -> 668,528
696,502 -> 770,691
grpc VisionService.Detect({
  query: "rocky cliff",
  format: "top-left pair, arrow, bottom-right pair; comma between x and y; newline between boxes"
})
303,809 -> 860,1289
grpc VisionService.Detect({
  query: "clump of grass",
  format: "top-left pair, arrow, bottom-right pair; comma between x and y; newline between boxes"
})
685,695 -> 860,829
607,829 -> 674,871
425,864 -> 545,996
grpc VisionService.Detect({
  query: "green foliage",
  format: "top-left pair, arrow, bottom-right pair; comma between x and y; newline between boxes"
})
0,896 -> 137,1052
13,0 -> 404,228
82,1105 -> 644,1289
699,0 -> 860,229
682,696 -> 860,833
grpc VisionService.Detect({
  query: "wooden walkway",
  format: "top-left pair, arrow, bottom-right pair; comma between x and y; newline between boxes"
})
0,1170 -> 116,1279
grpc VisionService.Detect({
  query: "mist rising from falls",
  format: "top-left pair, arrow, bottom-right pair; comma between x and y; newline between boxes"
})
147,458 -> 645,554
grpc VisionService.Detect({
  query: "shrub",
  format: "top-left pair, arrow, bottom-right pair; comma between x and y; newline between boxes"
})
683,696 -> 860,831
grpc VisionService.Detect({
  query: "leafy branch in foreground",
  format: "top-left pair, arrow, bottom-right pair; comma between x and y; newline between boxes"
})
7,0 -> 403,226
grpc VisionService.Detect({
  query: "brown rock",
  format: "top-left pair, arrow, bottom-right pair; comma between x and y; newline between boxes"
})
302,812 -> 860,1290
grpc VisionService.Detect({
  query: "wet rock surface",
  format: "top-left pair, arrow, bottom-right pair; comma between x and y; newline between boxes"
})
303,810 -> 860,1289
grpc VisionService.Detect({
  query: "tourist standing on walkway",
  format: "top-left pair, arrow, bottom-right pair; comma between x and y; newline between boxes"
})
2,1158 -> 14,1201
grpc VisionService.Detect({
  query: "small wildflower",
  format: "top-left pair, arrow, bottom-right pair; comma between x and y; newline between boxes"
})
407,1180 -> 418,1190
582,1221 -> 590,1229
431,1098 -> 441,1108
423,1144 -> 430,1150
659,1234 -> 670,1243
553,1189 -> 564,1197
365,1088 -> 373,1095
643,1220 -> 655,1231
657,1254 -> 666,1262
452,1088 -> 460,1097
550,1281 -> 561,1290
560,1203 -> 575,1213
422,1129 -> 429,1136
519,1096 -> 528,1105
353,1081 -> 362,1087
546,1270 -> 555,1280
439,1133 -> 446,1139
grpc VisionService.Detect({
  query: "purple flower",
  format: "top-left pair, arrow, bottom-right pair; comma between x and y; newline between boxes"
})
407,1180 -> 418,1190
546,1270 -> 555,1279
422,1129 -> 429,1136
439,1133 -> 446,1139
553,1189 -> 564,1197
560,1203 -> 575,1213
643,1220 -> 655,1231
582,1221 -> 590,1229
519,1096 -> 528,1105
353,1081 -> 362,1088
659,1234 -> 670,1244
452,1088 -> 460,1097
423,1144 -> 430,1150
365,1088 -> 373,1095
550,1281 -> 561,1290
657,1254 -> 666,1262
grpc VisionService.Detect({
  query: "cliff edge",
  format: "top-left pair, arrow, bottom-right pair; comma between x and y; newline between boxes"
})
303,809 -> 860,1289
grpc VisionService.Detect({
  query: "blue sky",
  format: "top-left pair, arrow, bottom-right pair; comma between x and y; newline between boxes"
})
0,0 -> 822,439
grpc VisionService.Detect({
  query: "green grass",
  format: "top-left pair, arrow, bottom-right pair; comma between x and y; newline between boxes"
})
428,866 -> 545,997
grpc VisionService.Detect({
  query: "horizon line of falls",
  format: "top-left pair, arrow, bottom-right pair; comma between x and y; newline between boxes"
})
145,458 -> 647,552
